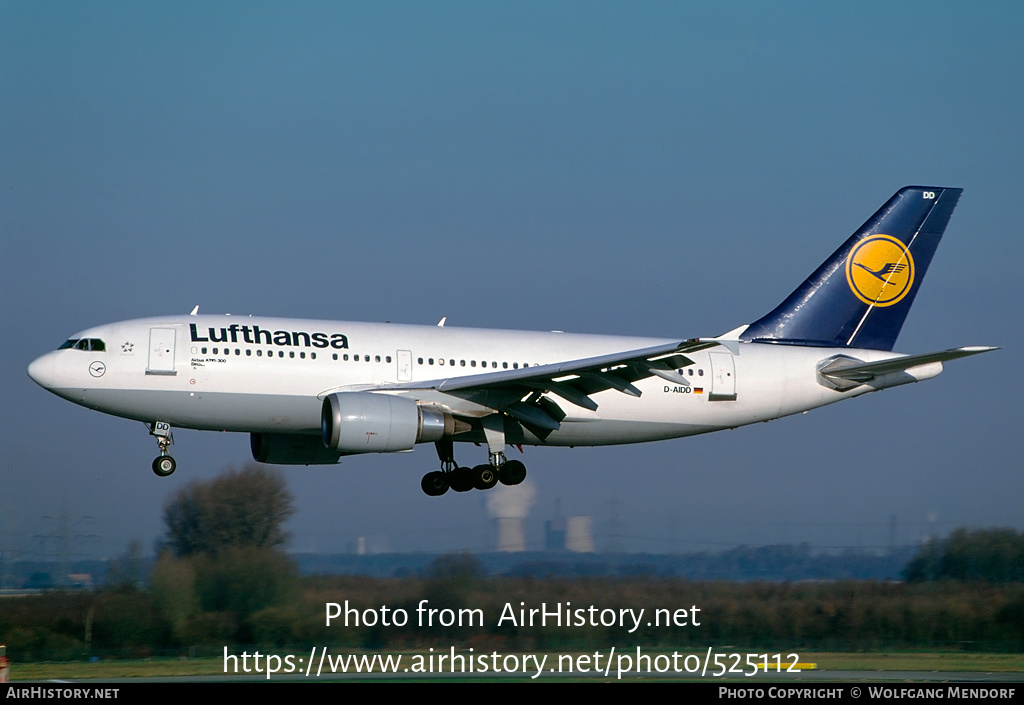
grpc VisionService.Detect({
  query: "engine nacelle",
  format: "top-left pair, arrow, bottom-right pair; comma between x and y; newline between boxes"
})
250,432 -> 344,465
321,392 -> 453,454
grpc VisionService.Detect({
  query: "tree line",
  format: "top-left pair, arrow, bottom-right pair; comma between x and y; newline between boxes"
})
904,528 -> 1024,583
1,466 -> 1020,661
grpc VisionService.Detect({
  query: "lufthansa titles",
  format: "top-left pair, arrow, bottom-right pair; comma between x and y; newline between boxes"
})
190,323 -> 349,349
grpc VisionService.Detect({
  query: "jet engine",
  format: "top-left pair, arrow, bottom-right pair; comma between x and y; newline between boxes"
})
250,432 -> 344,465
321,392 -> 453,453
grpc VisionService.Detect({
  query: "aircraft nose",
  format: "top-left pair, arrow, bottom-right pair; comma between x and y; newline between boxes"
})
27,354 -> 55,389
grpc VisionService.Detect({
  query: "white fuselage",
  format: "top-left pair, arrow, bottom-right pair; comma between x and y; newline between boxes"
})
27,314 -> 936,449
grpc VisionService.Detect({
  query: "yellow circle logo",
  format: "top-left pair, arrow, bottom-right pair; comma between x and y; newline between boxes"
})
845,234 -> 915,307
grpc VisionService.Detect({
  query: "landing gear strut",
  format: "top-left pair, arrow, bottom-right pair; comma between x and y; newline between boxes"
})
421,440 -> 454,496
150,421 -> 176,477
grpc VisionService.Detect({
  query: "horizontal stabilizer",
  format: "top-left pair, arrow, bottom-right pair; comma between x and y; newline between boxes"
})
818,346 -> 997,390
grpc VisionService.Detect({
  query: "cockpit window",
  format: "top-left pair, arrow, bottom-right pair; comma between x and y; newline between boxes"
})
61,338 -> 106,351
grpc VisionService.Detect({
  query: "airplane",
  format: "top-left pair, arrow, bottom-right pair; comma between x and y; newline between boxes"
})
27,186 -> 996,496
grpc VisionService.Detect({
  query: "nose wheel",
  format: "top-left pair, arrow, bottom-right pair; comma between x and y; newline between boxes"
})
153,455 -> 176,477
150,421 -> 177,477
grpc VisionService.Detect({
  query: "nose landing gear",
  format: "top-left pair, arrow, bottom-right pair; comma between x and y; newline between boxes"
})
152,455 -> 176,477
150,421 -> 176,477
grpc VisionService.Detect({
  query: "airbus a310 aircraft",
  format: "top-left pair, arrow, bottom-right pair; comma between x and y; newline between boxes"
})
28,186 -> 995,496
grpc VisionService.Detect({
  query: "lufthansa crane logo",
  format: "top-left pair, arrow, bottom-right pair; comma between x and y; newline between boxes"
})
845,234 -> 915,307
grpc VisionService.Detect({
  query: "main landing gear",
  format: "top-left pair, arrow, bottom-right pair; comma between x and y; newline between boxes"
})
150,421 -> 176,477
421,431 -> 527,497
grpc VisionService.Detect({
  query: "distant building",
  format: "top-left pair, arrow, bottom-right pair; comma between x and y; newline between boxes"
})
566,517 -> 594,553
544,514 -> 594,553
495,518 -> 526,552
545,517 -> 567,551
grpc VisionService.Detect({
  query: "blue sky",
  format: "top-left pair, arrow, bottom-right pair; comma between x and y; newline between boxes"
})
2,2 -> 1021,561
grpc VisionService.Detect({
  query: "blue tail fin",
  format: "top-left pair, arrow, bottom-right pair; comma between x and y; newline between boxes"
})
739,186 -> 962,351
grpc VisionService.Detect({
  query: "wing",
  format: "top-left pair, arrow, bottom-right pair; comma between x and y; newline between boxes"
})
365,338 -> 721,438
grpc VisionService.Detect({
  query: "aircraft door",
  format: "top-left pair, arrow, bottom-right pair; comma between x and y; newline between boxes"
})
147,328 -> 177,375
708,352 -> 737,401
396,349 -> 412,382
